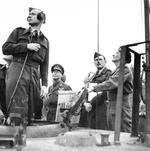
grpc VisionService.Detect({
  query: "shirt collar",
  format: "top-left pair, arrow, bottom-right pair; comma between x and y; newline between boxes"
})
22,27 -> 44,38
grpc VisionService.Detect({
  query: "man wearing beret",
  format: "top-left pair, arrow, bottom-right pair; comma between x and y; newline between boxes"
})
43,64 -> 72,122
79,52 -> 112,129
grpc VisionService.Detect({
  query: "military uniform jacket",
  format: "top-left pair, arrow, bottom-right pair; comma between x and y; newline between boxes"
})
2,27 -> 49,86
46,80 -> 72,106
91,67 -> 112,84
87,67 -> 112,103
93,65 -> 133,101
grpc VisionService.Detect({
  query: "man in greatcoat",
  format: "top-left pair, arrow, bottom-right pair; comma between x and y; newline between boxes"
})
43,64 -> 72,122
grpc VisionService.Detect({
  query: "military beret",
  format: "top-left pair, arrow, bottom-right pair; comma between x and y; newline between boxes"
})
51,64 -> 64,74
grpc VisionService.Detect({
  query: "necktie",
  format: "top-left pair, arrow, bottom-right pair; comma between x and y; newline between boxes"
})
33,30 -> 38,38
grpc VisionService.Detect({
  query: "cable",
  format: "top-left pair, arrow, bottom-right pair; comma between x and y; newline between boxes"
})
7,54 -> 29,114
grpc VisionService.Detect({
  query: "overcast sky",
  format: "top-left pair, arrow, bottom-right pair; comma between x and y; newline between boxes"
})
0,0 -> 145,90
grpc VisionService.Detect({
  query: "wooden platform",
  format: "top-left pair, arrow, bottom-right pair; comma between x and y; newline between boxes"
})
0,123 -> 68,138
0,129 -> 149,151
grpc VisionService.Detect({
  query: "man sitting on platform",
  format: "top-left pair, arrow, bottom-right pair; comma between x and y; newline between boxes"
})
79,52 -> 112,129
87,49 -> 133,132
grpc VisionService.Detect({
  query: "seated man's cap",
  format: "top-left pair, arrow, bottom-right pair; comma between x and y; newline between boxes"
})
94,52 -> 100,59
94,52 -> 106,61
51,64 -> 64,74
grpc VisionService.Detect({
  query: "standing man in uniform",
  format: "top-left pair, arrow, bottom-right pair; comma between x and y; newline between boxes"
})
43,64 -> 72,122
2,8 -> 49,125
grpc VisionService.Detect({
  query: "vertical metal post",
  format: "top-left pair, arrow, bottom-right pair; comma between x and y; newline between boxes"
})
97,0 -> 99,53
144,0 -> 150,134
131,53 -> 141,136
114,47 -> 126,144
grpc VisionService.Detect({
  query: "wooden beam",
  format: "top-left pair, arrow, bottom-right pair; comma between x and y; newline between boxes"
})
144,0 -> 150,134
131,53 -> 141,136
114,47 -> 126,144
97,0 -> 99,53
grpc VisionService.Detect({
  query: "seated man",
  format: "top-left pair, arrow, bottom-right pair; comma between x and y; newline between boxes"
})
79,52 -> 112,129
43,64 -> 72,122
87,49 -> 133,132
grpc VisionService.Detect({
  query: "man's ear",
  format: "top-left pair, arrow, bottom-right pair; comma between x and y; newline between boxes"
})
37,11 -> 46,24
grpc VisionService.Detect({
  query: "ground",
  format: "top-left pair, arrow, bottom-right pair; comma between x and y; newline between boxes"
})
0,128 -> 150,151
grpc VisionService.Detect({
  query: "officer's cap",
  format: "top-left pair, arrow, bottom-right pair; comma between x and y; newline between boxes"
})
51,64 -> 64,74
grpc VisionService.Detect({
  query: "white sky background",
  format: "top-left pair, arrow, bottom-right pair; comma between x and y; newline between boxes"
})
0,0 -> 145,91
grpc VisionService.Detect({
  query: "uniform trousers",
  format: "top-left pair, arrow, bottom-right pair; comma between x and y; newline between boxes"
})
6,61 -> 41,124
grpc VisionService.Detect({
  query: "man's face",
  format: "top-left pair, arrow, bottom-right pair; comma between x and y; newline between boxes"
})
27,9 -> 41,26
52,70 -> 63,80
112,51 -> 121,62
94,56 -> 106,69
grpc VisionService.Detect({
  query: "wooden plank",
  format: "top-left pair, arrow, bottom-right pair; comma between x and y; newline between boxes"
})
0,124 -> 67,138
144,0 -> 150,134
114,47 -> 126,144
131,53 -> 141,136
